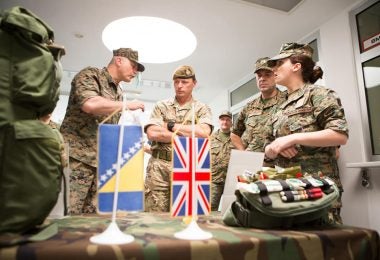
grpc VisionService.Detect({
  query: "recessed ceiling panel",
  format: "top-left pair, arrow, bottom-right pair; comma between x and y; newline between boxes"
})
102,16 -> 197,64
237,0 -> 303,12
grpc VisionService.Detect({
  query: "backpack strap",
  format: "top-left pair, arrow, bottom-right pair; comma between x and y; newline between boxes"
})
232,191 -> 254,227
300,178 -> 312,188
256,182 -> 272,206
281,191 -> 296,202
0,223 -> 58,247
313,177 -> 334,194
278,179 -> 290,190
61,170 -> 68,216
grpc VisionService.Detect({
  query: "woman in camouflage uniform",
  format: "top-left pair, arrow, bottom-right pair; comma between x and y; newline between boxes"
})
264,43 -> 349,224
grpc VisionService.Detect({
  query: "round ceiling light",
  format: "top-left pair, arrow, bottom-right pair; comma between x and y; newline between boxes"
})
102,16 -> 197,64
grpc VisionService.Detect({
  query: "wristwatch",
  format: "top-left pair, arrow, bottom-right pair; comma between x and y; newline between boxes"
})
167,120 -> 175,132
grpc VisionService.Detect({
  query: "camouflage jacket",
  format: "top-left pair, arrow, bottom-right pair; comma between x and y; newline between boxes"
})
60,67 -> 122,167
232,88 -> 286,152
267,84 -> 349,183
210,129 -> 234,183
144,97 -> 213,154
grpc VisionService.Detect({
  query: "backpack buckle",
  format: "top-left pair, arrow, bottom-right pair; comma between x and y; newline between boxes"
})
231,200 -> 251,227
47,40 -> 66,60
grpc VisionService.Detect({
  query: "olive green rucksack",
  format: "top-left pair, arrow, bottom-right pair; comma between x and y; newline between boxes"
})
0,6 -> 65,235
223,177 -> 339,229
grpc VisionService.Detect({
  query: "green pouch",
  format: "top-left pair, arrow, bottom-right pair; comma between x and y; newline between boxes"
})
0,121 -> 63,234
223,177 -> 339,229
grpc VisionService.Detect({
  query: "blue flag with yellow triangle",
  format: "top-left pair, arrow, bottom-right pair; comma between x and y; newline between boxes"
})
97,124 -> 144,213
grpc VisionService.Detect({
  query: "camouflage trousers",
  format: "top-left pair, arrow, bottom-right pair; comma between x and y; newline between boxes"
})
69,158 -> 97,214
328,190 -> 343,225
211,182 -> 224,211
144,156 -> 171,212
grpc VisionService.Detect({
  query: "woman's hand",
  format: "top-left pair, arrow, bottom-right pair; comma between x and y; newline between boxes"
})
265,135 -> 298,159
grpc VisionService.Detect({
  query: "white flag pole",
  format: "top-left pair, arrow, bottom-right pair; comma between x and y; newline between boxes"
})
111,93 -> 127,222
90,91 -> 134,245
191,102 -> 196,217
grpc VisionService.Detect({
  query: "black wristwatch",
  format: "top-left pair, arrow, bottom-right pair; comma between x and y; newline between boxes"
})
167,121 -> 175,132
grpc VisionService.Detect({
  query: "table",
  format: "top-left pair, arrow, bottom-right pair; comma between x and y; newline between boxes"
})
0,213 -> 378,260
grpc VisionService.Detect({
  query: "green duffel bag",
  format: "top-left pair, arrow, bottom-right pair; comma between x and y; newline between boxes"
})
0,6 -> 65,237
223,177 -> 339,229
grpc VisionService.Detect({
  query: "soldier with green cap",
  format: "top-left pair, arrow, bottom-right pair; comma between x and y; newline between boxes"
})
60,48 -> 145,214
144,65 -> 213,212
210,110 -> 235,211
231,57 -> 286,166
264,43 -> 349,224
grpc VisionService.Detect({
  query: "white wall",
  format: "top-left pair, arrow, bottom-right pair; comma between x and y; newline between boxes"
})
52,95 -> 69,124
207,89 -> 229,131
318,2 -> 380,232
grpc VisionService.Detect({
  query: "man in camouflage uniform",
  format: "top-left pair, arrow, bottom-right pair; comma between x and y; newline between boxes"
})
265,43 -> 349,224
231,57 -> 286,165
144,65 -> 213,212
210,110 -> 234,211
60,48 -> 145,214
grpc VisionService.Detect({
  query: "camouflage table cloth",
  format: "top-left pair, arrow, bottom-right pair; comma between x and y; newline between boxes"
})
0,212 -> 378,260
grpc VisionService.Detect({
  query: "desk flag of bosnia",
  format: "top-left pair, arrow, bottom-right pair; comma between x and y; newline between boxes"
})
97,124 -> 144,213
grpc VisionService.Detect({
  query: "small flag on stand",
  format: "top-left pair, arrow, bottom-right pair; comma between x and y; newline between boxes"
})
171,136 -> 211,217
97,124 -> 144,213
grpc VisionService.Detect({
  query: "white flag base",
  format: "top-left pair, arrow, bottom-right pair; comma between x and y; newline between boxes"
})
90,221 -> 134,245
174,219 -> 212,240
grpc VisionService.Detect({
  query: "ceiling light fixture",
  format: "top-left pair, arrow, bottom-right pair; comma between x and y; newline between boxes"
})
102,16 -> 197,63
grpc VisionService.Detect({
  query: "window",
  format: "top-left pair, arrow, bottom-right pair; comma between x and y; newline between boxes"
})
308,39 -> 319,62
356,1 -> 380,53
362,56 -> 380,154
230,78 -> 259,107
350,0 -> 380,160
300,31 -> 324,85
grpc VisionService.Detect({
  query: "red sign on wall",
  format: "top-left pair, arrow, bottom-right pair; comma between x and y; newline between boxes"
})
362,32 -> 380,52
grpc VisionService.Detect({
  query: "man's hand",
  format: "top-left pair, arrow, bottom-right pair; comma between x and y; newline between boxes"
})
127,100 -> 145,111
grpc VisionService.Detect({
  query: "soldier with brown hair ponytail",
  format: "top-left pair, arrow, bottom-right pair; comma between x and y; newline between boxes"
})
265,43 -> 349,224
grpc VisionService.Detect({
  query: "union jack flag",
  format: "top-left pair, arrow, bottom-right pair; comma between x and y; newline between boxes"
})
171,136 -> 211,217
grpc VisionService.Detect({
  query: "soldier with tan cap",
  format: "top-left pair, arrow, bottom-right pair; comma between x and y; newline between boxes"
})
231,57 -> 286,163
210,110 -> 234,210
60,47 -> 145,214
144,65 -> 213,212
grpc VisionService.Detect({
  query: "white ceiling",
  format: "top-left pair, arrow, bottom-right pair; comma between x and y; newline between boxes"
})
1,0 -> 361,103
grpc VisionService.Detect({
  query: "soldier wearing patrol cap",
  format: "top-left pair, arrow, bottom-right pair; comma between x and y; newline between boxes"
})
144,65 -> 213,212
60,47 -> 145,214
231,57 -> 286,164
210,110 -> 234,210
113,48 -> 145,73
264,42 -> 349,224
